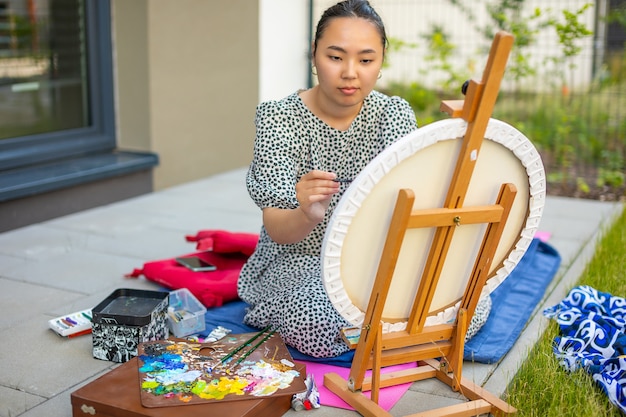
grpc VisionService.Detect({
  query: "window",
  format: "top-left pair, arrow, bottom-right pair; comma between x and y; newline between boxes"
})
0,0 -> 114,170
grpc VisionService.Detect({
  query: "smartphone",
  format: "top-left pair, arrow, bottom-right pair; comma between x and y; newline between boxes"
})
175,256 -> 217,272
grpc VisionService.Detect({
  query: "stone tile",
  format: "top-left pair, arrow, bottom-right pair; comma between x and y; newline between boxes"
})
43,279 -> 163,320
0,224 -> 191,284
461,361 -> 495,387
0,253 -> 30,276
16,368 -> 111,417
284,405 -> 360,417
1,249 -> 144,294
44,205 -> 179,238
0,224 -> 91,261
542,196 -> 622,220
540,216 -> 601,242
408,377 -> 468,400
0,278 -> 83,331
0,315 -> 114,398
14,392 -> 71,417
68,226 -> 200,261
391,388 -> 467,415
163,208 -> 262,233
0,385 -> 45,417
40,176 -> 261,241
547,237 -> 581,267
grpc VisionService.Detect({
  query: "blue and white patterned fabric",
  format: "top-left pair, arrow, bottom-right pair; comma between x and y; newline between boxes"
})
543,285 -> 626,413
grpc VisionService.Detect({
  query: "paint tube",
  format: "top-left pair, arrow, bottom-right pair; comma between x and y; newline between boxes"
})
291,373 -> 319,411
205,325 -> 232,342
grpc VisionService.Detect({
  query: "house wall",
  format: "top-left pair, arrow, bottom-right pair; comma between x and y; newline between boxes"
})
112,0 -> 261,190
0,0 -> 313,231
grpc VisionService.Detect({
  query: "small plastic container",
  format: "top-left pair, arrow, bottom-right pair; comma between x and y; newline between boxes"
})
167,288 -> 207,337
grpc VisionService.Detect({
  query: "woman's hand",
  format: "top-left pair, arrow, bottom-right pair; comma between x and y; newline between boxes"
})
262,170 -> 340,244
296,170 -> 340,224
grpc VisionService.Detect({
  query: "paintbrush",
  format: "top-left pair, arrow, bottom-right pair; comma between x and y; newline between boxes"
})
218,325 -> 272,366
230,327 -> 279,369
333,178 -> 353,183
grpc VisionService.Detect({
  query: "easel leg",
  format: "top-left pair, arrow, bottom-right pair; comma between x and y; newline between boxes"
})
324,372 -> 394,417
371,322 -> 383,404
452,308 -> 468,392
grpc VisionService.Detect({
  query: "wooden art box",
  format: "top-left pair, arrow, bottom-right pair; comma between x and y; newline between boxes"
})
92,289 -> 169,363
71,356 -> 307,417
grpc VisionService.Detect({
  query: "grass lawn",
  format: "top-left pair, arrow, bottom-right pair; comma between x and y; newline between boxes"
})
506,205 -> 626,416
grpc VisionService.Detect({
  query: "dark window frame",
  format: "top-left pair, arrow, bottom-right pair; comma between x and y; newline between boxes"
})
0,0 -> 115,171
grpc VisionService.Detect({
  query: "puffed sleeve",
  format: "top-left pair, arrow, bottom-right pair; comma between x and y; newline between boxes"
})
246,100 -> 303,210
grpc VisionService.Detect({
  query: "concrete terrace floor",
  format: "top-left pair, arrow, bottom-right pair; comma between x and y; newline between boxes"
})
0,167 -> 623,417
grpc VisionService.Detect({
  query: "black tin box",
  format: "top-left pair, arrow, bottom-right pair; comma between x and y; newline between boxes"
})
91,288 -> 169,363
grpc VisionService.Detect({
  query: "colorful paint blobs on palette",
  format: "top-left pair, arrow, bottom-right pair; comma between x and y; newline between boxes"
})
138,340 -> 300,403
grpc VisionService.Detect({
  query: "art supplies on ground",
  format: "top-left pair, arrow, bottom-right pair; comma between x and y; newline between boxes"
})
48,309 -> 93,337
291,373 -> 320,411
167,288 -> 206,337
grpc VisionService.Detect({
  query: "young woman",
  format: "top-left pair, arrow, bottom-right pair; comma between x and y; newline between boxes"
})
238,0 -> 419,358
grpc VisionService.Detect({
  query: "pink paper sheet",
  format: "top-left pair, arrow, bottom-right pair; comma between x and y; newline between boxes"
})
535,231 -> 551,242
302,361 -> 416,411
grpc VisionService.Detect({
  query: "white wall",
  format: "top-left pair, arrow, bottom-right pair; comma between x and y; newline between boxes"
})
259,0 -> 311,102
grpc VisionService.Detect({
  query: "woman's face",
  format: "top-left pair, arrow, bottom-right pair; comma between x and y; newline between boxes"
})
312,17 -> 384,112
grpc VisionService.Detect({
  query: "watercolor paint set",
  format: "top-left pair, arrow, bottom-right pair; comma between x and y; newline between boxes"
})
91,288 -> 169,363
167,288 -> 206,337
48,309 -> 93,338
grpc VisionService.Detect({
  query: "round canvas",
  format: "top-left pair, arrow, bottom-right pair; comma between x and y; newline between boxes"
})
321,118 -> 545,333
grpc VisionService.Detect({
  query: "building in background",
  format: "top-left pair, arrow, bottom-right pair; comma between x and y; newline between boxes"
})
0,0 -> 310,232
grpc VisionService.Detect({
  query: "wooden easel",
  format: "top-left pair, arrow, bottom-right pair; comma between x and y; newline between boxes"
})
324,32 -> 518,417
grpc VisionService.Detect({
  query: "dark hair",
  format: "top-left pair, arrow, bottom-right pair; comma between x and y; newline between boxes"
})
313,0 -> 387,57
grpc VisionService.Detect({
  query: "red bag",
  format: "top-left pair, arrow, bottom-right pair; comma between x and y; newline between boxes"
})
126,230 -> 259,308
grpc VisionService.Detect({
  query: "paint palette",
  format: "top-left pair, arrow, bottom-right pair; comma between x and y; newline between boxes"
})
137,332 -> 306,407
48,309 -> 93,337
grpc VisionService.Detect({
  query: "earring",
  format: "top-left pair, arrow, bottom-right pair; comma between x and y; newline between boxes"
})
311,66 -> 318,76
378,71 -> 382,79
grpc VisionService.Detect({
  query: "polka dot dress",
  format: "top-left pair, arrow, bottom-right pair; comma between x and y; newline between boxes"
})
238,90 -> 418,358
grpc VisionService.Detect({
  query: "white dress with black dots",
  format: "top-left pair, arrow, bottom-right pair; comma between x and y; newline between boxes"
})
238,90 -> 418,358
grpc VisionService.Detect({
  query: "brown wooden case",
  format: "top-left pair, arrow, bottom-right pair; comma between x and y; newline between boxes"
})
71,357 -> 306,417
